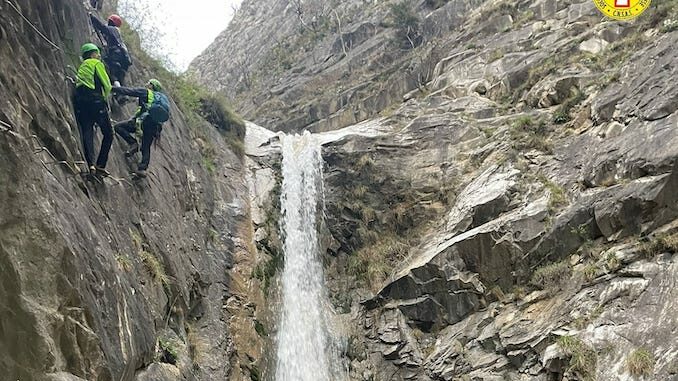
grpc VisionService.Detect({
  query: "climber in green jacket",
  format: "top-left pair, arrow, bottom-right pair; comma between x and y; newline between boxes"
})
73,43 -> 114,176
112,79 -> 170,178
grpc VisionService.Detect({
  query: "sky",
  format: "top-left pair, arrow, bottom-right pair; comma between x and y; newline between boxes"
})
118,0 -> 243,72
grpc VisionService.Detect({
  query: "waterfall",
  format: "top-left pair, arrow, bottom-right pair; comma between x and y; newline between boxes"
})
275,132 -> 339,381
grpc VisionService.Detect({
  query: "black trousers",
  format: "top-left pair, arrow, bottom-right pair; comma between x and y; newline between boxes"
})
114,117 -> 160,171
74,98 -> 113,168
105,59 -> 127,86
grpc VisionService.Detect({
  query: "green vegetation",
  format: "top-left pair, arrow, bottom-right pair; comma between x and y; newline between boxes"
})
207,228 -> 219,244
509,56 -> 559,103
488,49 -> 505,63
511,285 -> 526,299
530,260 -> 571,290
140,250 -> 170,286
199,94 -> 246,142
557,336 -> 597,381
187,87 -> 247,160
639,232 -> 678,258
158,337 -> 179,364
605,251 -> 621,271
480,126 -> 498,139
252,180 -> 284,295
570,224 -> 591,241
553,88 -> 586,124
115,254 -> 133,272
538,175 -> 568,213
509,116 -> 553,153
514,10 -> 535,28
247,363 -> 261,381
120,24 -> 246,158
201,150 -> 217,174
130,229 -> 169,286
582,33 -> 646,74
626,347 -> 655,377
332,151 -> 441,292
572,305 -> 603,329
252,243 -> 283,294
581,264 -> 598,282
347,235 -> 409,291
254,320 -> 268,337
648,0 -> 678,32
268,41 -> 295,73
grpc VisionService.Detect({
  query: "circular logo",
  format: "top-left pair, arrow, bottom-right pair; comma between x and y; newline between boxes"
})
592,0 -> 651,20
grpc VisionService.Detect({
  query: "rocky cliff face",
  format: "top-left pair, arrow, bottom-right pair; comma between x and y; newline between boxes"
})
0,1 -> 251,380
3,0 -> 678,380
207,0 -> 678,380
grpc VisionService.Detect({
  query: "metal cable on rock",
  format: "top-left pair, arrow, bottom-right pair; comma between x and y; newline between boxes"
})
0,119 -> 14,130
5,0 -> 61,51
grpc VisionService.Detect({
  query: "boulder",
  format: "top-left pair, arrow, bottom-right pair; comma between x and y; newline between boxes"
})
579,38 -> 609,55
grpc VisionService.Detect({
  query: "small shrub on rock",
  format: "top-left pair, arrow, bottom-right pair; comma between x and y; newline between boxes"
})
626,347 -> 654,377
557,335 -> 597,381
530,260 -> 571,290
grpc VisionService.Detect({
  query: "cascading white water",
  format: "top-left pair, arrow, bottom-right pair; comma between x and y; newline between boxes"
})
275,132 -> 338,381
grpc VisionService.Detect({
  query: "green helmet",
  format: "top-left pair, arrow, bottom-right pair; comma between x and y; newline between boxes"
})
147,79 -> 163,91
80,43 -> 100,58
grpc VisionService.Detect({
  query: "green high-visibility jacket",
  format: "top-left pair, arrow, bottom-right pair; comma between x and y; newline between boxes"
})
75,58 -> 112,98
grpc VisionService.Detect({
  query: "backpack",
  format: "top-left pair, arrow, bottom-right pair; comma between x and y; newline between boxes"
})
148,91 -> 170,124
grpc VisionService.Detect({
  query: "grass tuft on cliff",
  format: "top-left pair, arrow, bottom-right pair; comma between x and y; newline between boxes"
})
557,336 -> 597,381
626,347 -> 655,377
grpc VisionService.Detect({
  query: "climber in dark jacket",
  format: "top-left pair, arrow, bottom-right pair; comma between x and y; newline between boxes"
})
89,0 -> 103,10
112,79 -> 165,177
89,13 -> 132,86
73,43 -> 113,176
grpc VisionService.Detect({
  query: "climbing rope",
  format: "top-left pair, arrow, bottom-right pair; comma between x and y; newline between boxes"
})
5,0 -> 61,51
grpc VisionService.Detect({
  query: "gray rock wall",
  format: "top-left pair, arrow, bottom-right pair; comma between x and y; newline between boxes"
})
0,1 -> 249,380
3,0 -> 678,380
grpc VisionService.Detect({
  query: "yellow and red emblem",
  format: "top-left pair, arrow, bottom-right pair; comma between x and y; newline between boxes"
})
592,0 -> 651,20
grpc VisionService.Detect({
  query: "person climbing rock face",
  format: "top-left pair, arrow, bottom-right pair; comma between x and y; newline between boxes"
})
73,43 -> 114,177
112,79 -> 171,178
89,13 -> 132,87
89,0 -> 103,10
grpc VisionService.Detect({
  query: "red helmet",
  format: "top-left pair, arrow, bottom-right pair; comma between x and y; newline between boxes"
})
107,14 -> 123,27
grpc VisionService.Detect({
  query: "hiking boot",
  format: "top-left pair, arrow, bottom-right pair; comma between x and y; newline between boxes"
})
125,142 -> 139,157
95,166 -> 110,177
89,165 -> 96,174
133,169 -> 147,178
